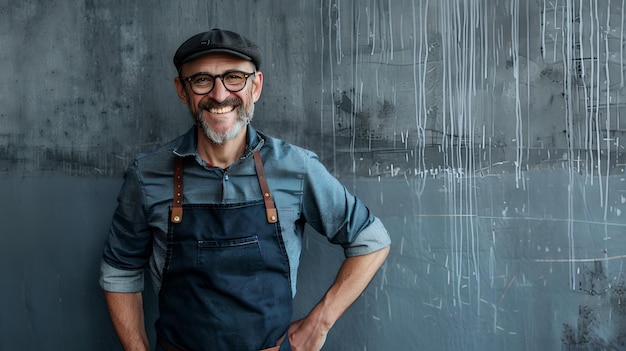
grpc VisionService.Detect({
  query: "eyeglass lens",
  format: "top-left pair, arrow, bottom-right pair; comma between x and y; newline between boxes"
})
186,71 -> 251,94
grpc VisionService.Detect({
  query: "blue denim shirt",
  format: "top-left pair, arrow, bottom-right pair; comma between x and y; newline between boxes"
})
100,125 -> 390,296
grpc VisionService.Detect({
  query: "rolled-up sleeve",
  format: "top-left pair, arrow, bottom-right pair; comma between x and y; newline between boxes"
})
301,151 -> 391,257
342,217 -> 390,257
99,260 -> 145,292
100,162 -> 153,293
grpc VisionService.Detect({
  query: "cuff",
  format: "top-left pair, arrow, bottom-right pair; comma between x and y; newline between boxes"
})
99,259 -> 145,293
343,217 -> 391,257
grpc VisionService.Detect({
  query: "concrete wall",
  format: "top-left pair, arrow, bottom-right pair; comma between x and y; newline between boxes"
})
2,1 -> 626,350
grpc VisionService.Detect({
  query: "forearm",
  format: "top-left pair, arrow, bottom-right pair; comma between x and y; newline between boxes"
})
289,245 -> 390,350
314,245 -> 390,329
104,291 -> 149,351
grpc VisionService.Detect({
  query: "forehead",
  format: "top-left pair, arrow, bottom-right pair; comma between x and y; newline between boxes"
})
180,53 -> 255,75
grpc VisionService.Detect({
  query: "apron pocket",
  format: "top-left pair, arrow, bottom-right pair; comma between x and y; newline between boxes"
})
196,235 -> 264,277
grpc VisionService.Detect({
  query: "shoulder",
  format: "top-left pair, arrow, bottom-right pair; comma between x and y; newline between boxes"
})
130,127 -> 194,173
256,130 -> 317,163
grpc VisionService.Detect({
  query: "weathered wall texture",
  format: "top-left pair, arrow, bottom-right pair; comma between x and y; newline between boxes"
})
1,0 -> 626,350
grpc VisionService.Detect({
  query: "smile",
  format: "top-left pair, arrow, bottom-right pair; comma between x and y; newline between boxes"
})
207,105 -> 236,114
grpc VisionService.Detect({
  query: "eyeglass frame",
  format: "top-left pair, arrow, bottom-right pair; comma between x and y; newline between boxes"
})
179,70 -> 256,95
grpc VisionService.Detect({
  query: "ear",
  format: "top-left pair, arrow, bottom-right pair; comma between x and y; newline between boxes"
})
251,71 -> 263,103
174,77 -> 188,103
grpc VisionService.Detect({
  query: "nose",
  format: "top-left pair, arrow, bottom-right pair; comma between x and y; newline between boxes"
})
205,77 -> 231,102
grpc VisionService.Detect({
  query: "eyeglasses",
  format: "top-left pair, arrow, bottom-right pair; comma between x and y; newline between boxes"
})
180,70 -> 255,95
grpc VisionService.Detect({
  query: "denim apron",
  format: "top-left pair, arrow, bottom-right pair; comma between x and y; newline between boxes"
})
155,151 -> 292,351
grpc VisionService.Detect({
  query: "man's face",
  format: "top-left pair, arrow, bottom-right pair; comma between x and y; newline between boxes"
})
175,53 -> 263,144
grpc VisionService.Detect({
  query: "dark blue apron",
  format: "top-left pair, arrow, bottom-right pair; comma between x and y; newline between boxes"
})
155,151 -> 292,351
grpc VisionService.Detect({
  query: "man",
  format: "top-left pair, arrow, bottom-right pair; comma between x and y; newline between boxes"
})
100,28 -> 391,351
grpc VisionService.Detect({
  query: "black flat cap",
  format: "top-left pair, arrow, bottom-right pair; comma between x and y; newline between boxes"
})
173,28 -> 261,71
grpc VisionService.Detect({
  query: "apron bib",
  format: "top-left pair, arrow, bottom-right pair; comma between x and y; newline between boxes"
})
155,151 -> 292,351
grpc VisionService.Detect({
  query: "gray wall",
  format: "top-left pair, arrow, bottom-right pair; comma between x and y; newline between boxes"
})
2,1 -> 626,350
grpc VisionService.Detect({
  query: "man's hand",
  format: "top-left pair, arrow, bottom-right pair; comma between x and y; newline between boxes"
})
288,246 -> 390,350
288,315 -> 329,351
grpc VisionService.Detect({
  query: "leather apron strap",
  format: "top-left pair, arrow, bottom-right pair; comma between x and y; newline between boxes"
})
170,157 -> 184,223
253,150 -> 278,224
170,152 -> 278,224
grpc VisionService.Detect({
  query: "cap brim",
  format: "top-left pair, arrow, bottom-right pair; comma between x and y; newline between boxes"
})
181,48 -> 253,67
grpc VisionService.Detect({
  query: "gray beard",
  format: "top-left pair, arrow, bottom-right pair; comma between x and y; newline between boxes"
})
194,102 -> 254,144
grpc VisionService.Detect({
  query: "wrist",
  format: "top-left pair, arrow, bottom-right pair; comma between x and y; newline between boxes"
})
312,296 -> 341,332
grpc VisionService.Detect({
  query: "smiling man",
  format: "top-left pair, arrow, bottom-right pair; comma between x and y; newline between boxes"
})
100,28 -> 390,351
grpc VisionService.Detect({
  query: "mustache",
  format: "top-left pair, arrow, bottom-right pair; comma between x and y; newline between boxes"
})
198,98 -> 243,110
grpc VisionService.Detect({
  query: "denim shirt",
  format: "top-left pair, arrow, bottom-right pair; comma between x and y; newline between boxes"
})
100,125 -> 390,296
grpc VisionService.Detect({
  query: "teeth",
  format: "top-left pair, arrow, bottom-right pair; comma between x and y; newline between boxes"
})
208,106 -> 235,114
